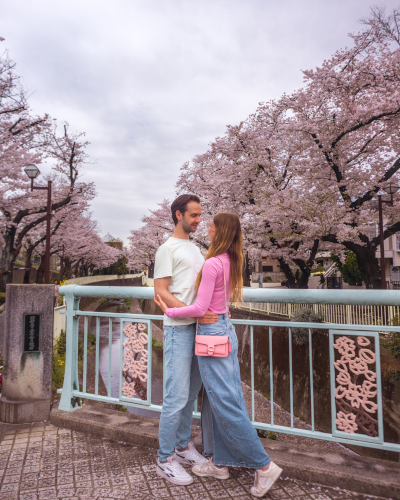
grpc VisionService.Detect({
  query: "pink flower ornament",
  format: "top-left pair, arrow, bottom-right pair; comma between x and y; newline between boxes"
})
336,411 -> 358,433
122,322 -> 149,398
333,337 -> 356,357
333,335 -> 378,437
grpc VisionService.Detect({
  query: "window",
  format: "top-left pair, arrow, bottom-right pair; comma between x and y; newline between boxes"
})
262,265 -> 273,273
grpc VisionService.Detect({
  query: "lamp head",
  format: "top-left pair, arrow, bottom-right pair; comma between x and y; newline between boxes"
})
383,182 -> 400,195
24,164 -> 41,179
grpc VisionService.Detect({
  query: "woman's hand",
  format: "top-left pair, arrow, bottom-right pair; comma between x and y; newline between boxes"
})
154,294 -> 168,314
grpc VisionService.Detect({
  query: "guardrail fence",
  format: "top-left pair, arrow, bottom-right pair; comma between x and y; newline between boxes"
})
58,285 -> 400,454
240,301 -> 400,326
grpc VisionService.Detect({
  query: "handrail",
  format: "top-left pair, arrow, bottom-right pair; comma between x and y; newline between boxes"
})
60,284 -> 400,306
58,283 -> 400,453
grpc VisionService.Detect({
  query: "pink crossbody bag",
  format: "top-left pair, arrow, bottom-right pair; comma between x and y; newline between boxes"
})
195,257 -> 232,357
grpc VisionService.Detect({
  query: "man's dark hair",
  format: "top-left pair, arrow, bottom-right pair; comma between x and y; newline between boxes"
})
171,194 -> 200,225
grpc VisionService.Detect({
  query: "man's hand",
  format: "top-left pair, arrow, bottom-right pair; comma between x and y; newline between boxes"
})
198,310 -> 219,324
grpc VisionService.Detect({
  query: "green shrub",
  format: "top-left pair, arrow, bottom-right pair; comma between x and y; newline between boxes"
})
116,405 -> 128,412
124,298 -> 133,310
55,330 -> 96,361
332,251 -> 363,286
0,292 -> 5,306
263,276 -> 272,283
52,347 -> 66,391
257,430 -> 276,440
53,330 -> 97,393
152,338 -> 163,350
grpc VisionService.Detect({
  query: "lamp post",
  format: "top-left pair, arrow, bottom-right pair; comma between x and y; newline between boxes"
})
378,183 -> 399,290
24,165 -> 52,285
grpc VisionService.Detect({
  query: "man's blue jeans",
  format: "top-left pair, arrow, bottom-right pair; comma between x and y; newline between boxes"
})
158,323 -> 202,461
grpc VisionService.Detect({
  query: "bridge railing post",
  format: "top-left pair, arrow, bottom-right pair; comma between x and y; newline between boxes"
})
59,285 -> 82,412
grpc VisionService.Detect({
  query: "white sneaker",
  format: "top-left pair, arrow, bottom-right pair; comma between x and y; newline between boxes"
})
250,461 -> 283,497
156,456 -> 193,485
174,441 -> 208,466
192,457 -> 229,480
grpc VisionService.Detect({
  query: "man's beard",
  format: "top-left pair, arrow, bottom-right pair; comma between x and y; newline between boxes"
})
182,218 -> 196,234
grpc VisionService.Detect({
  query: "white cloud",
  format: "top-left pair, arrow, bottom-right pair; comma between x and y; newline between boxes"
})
1,0 -> 391,242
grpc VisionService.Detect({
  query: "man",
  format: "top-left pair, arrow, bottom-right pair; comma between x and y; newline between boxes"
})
320,273 -> 326,289
154,194 -> 218,486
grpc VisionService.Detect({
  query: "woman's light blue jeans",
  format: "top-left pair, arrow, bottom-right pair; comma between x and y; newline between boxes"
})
158,323 -> 202,462
198,314 -> 271,469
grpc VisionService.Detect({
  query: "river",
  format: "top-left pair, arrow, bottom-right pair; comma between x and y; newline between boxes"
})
91,299 -> 164,418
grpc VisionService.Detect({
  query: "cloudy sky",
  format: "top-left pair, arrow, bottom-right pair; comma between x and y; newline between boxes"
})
2,1 -> 398,242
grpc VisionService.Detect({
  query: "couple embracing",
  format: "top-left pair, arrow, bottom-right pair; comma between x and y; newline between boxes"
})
153,194 -> 282,498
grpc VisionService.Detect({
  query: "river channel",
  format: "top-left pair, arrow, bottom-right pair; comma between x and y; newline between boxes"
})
91,299 -> 164,418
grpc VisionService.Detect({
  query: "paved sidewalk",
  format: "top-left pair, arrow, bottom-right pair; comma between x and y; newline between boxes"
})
0,422 -> 389,500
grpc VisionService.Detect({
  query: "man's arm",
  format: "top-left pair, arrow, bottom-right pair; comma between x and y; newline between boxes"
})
154,277 -> 218,324
154,277 -> 185,308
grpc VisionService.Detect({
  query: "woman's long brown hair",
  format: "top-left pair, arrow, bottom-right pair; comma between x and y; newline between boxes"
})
195,213 -> 244,305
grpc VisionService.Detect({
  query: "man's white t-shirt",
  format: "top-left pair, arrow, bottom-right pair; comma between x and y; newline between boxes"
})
154,237 -> 205,326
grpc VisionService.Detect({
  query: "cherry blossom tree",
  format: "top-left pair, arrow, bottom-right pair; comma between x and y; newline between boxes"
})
44,212 -> 120,280
281,20 -> 400,287
0,48 -> 99,290
176,103 -> 343,287
128,201 -> 174,277
175,13 -> 400,288
127,7 -> 400,289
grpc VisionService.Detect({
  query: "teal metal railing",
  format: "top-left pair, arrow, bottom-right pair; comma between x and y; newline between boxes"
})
58,285 -> 400,453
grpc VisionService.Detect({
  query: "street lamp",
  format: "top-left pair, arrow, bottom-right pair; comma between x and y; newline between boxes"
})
378,183 -> 400,289
24,165 -> 52,285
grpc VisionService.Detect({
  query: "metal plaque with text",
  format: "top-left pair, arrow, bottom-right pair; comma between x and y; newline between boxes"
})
24,314 -> 41,352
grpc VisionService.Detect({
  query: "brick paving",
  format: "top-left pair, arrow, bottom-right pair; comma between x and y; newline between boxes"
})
0,422 -> 388,500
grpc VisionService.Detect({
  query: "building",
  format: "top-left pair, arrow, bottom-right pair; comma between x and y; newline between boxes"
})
376,232 -> 400,287
102,233 -> 123,251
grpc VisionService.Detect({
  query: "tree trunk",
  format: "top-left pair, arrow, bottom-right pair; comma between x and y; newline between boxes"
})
149,261 -> 155,279
0,231 -> 17,292
278,258 -> 296,288
23,245 -> 34,284
35,255 -> 46,284
242,252 -> 251,287
296,269 -> 311,289
349,244 -> 381,289
59,258 -> 65,282
73,259 -> 82,277
64,258 -> 72,279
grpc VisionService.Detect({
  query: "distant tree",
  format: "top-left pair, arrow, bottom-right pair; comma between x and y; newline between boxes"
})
332,252 -> 363,287
109,256 -> 129,276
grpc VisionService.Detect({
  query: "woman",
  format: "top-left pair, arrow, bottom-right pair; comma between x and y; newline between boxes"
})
155,213 -> 282,498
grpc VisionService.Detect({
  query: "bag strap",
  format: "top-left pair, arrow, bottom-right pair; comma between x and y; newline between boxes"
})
215,257 -> 229,331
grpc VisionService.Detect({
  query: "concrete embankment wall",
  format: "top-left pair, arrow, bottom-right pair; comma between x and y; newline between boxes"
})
230,307 -> 400,462
53,276 -> 143,337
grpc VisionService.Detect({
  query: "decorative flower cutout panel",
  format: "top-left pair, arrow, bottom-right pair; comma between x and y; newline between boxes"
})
333,335 -> 378,437
122,322 -> 148,401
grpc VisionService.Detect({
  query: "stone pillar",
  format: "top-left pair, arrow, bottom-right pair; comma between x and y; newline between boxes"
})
0,284 -> 54,423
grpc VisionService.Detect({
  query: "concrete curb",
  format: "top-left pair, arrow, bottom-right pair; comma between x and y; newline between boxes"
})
51,405 -> 400,499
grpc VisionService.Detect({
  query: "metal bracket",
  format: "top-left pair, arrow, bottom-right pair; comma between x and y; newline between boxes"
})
71,396 -> 81,409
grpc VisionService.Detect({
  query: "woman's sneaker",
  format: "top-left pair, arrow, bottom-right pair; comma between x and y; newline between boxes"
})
157,456 -> 193,485
174,441 -> 208,466
192,457 -> 229,480
250,462 -> 283,497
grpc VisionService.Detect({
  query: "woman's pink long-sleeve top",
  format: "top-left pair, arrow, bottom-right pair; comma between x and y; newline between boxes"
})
165,253 -> 230,318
